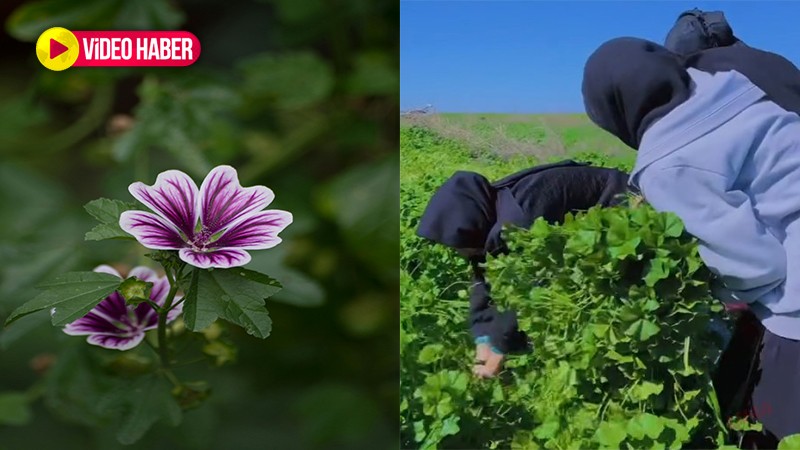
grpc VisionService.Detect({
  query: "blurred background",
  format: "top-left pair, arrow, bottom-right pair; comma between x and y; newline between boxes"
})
0,0 -> 398,448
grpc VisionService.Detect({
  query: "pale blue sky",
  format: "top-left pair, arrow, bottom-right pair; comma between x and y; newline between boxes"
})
401,1 -> 800,113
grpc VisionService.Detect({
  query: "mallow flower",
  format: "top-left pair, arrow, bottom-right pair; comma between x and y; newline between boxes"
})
120,165 -> 292,269
63,265 -> 183,351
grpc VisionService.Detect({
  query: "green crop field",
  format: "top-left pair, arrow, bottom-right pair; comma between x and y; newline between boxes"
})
399,117 -> 800,449
400,113 -> 634,162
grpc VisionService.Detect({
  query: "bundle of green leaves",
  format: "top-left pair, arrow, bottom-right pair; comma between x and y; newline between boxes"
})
484,203 -> 729,449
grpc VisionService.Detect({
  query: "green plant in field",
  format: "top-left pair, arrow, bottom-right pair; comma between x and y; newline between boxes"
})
400,124 -> 800,450
401,125 -> 743,449
402,202 -> 732,449
486,204 -> 729,449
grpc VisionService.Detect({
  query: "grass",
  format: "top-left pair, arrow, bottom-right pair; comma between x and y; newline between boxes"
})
400,112 -> 634,161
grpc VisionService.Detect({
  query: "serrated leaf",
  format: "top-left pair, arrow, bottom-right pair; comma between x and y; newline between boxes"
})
183,268 -> 281,339
5,271 -> 121,326
84,198 -> 137,223
83,198 -> 138,241
85,223 -> 135,241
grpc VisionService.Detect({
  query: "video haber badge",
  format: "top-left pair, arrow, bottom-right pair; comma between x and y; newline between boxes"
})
36,27 -> 201,71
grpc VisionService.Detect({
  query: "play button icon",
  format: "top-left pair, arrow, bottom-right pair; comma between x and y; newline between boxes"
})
50,38 -> 69,59
36,27 -> 81,71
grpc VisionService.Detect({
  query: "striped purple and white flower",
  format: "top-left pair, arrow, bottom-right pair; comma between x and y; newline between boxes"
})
63,265 -> 183,351
120,165 -> 292,269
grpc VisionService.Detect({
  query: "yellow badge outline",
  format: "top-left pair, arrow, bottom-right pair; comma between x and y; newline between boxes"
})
36,27 -> 80,71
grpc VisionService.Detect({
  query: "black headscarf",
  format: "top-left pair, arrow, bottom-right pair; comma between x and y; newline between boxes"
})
582,37 -> 800,150
416,160 -> 586,255
416,171 -> 496,251
581,37 -> 692,150
490,160 -> 584,189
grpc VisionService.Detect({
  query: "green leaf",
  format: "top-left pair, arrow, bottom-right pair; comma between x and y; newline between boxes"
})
413,420 -> 426,442
98,374 -> 182,445
594,421 -> 628,447
83,198 -> 138,241
5,271 -> 122,326
417,344 -> 444,365
778,434 -> 800,450
0,392 -> 32,426
565,230 -> 598,255
84,198 -> 135,223
183,268 -> 281,339
85,223 -> 135,241
663,214 -> 684,237
634,413 -> 664,439
533,420 -> 560,439
644,258 -> 670,287
440,415 -> 460,437
625,319 -> 661,341
608,236 -> 641,260
629,382 -> 664,402
727,416 -> 763,432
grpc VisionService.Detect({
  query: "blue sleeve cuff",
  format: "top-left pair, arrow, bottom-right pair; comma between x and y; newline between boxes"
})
474,335 -> 503,355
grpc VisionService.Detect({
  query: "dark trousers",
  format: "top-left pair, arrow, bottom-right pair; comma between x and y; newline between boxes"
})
713,311 -> 800,448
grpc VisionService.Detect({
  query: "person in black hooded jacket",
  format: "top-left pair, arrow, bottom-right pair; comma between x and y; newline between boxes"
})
416,160 -> 631,378
581,35 -> 800,447
664,8 -> 745,56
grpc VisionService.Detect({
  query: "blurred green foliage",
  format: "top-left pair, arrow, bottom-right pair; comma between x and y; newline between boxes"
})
0,0 -> 398,448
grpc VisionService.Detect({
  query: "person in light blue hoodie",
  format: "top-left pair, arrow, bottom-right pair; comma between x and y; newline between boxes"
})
582,37 -> 800,444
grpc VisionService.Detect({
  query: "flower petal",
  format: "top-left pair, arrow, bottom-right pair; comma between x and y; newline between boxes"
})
167,296 -> 184,322
64,293 -> 132,335
178,247 -> 252,269
198,166 -> 274,233
86,332 -> 145,351
93,265 -> 123,278
63,311 -> 126,336
134,301 -> 159,330
129,170 -> 199,237
147,276 -> 171,305
127,266 -> 159,282
120,211 -> 185,250
212,210 -> 293,250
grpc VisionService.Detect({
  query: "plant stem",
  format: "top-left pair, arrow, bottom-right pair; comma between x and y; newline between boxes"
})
157,268 -> 180,369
